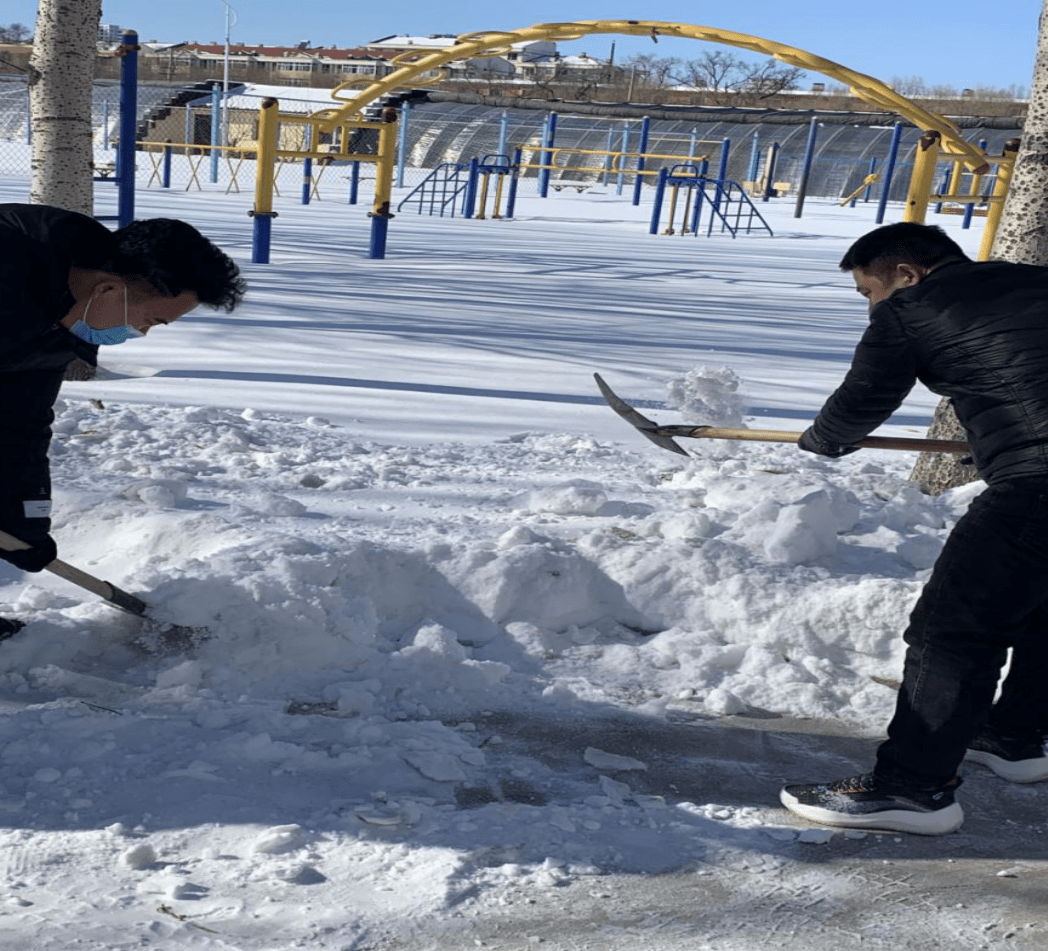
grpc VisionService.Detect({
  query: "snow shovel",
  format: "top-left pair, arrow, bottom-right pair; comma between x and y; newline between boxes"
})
594,373 -> 971,457
0,527 -> 207,647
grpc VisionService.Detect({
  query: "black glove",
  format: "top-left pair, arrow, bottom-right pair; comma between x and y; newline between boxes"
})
0,502 -> 58,573
797,426 -> 860,458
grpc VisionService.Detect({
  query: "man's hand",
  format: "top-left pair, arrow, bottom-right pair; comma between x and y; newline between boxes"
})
0,520 -> 57,572
798,426 -> 860,458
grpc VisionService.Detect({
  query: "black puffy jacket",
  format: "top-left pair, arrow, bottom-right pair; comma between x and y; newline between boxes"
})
0,204 -> 112,531
812,258 -> 1048,484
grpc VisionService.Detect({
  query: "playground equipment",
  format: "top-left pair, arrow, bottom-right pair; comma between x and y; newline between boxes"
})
901,131 -> 1017,260
398,151 -> 521,219
650,165 -> 773,238
299,19 -> 1001,257
97,19 -> 1015,262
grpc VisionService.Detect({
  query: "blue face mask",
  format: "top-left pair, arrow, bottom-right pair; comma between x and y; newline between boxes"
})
68,286 -> 144,347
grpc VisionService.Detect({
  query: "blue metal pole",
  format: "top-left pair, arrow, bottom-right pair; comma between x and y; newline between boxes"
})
876,122 -> 903,224
691,180 -> 705,234
617,122 -> 631,195
349,161 -> 360,204
251,213 -> 272,264
538,112 -> 557,198
793,117 -> 819,218
396,101 -> 410,187
649,167 -> 668,234
854,156 -> 878,206
747,131 -> 760,184
962,139 -> 987,229
368,216 -> 389,260
934,168 -> 950,214
162,144 -> 172,188
116,30 -> 138,228
762,143 -> 779,202
301,124 -> 312,204
210,85 -> 221,183
506,148 -> 522,218
497,110 -> 509,157
631,114 -> 650,206
464,157 -> 480,217
714,137 -> 731,212
689,127 -> 698,162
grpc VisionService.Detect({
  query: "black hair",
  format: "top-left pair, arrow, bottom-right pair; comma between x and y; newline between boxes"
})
111,218 -> 246,312
839,222 -> 968,277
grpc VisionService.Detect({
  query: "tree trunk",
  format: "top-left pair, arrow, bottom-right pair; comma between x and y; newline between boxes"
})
910,0 -> 1048,494
28,0 -> 102,215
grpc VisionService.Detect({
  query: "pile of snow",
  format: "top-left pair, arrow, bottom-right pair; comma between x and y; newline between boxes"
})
0,175 -> 1011,949
665,365 -> 747,428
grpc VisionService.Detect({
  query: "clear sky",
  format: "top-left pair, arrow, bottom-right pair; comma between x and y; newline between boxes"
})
8,1 -> 1043,92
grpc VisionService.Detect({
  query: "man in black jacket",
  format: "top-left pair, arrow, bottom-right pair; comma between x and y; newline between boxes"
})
0,203 -> 245,638
778,222 -> 1048,835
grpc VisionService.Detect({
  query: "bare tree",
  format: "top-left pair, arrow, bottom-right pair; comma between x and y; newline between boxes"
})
671,52 -> 804,105
910,0 -> 1048,494
620,54 -> 679,88
0,22 -> 33,41
890,75 -> 929,97
28,0 -> 102,215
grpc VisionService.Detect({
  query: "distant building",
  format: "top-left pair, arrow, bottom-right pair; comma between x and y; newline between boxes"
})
365,34 -> 561,82
150,43 -> 401,86
98,23 -> 124,44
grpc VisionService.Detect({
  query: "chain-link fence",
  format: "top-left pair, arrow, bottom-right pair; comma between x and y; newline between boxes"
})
0,78 -> 1021,212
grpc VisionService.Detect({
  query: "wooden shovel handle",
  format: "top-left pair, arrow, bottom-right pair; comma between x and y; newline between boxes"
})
656,425 -> 970,454
0,528 -> 148,616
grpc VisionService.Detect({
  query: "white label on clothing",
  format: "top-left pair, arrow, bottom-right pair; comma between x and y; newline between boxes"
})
23,500 -> 52,519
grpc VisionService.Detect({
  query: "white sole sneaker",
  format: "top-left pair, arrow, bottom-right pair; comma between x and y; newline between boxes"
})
964,748 -> 1048,783
780,788 -> 965,836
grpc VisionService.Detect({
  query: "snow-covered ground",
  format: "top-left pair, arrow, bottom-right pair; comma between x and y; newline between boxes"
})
0,169 -> 1044,950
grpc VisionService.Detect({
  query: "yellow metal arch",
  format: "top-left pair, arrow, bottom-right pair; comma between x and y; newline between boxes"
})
313,20 -> 990,173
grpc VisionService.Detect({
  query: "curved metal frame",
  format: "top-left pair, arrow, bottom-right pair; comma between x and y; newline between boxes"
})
312,20 -> 990,173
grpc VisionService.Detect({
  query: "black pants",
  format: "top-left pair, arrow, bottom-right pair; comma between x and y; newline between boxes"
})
875,478 -> 1048,787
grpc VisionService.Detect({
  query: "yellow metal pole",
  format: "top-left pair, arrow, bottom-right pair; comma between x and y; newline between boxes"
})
663,183 -> 679,234
476,172 -> 490,220
978,138 -> 1020,261
903,130 -> 942,224
839,173 -> 879,207
368,108 -> 398,259
251,97 -> 280,264
681,185 -> 695,234
492,173 -> 506,219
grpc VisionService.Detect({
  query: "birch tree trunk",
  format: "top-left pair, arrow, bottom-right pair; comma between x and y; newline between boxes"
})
28,0 -> 102,215
910,0 -> 1048,494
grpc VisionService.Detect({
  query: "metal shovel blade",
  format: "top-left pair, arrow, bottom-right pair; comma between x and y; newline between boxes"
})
593,372 -> 689,455
0,528 -> 208,651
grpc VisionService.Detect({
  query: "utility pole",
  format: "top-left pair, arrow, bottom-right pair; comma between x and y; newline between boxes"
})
219,0 -> 236,146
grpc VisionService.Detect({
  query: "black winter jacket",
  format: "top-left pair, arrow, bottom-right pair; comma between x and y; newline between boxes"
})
0,204 -> 112,532
812,258 -> 1048,484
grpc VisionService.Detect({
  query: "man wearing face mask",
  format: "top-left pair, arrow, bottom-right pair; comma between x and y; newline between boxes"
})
0,203 -> 246,637
776,221 -> 1048,836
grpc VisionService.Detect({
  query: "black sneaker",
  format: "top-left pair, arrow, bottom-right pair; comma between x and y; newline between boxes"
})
0,617 -> 25,641
965,728 -> 1048,783
780,772 -> 964,835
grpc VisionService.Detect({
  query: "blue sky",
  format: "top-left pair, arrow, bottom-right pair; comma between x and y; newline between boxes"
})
8,1 -> 1043,91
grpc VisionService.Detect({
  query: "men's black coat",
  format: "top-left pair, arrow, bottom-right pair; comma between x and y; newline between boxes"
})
812,258 -> 1048,483
0,204 -> 111,530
